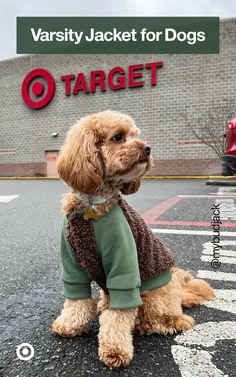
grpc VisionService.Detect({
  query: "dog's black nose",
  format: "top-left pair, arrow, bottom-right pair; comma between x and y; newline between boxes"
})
143,145 -> 151,156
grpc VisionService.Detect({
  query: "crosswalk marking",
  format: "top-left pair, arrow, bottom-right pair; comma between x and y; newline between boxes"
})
151,228 -> 236,236
172,345 -> 225,377
171,321 -> 236,377
201,255 -> 236,264
0,195 -> 19,203
157,187 -> 234,377
174,321 -> 236,348
172,321 -> 236,377
213,187 -> 236,195
202,248 -> 236,257
197,269 -> 236,282
177,194 -> 236,198
203,289 -> 236,314
202,241 -> 236,255
215,198 -> 236,221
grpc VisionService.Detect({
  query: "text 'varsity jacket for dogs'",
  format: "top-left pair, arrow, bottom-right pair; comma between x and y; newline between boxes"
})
60,197 -> 175,309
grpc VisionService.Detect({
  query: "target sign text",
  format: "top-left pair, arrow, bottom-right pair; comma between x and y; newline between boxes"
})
21,62 -> 163,109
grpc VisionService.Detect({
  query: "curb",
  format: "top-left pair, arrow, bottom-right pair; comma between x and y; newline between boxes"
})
206,179 -> 236,186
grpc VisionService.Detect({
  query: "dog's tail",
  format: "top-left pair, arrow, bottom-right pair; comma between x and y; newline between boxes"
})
171,267 -> 215,308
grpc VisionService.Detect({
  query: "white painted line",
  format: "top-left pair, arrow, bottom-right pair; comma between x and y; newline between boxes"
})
0,195 -> 19,203
177,194 -> 236,198
201,241 -> 236,259
214,240 -> 236,245
215,198 -> 236,221
215,193 -> 236,196
172,321 -> 236,377
151,229 -> 236,237
202,248 -> 236,257
197,270 -> 236,282
201,255 -> 236,264
174,321 -> 236,347
211,189 -> 236,196
202,240 -> 236,257
203,289 -> 236,314
218,187 -> 236,193
172,345 -> 225,377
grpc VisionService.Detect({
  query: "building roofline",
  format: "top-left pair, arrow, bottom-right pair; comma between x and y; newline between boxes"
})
0,54 -> 30,64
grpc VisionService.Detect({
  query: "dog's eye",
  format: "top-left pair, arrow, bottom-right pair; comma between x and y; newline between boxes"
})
112,134 -> 123,142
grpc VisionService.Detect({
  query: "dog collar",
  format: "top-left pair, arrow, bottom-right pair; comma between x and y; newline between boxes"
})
74,191 -> 120,206
74,191 -> 120,220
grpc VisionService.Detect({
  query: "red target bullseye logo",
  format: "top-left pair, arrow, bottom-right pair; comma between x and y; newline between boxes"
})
21,68 -> 56,109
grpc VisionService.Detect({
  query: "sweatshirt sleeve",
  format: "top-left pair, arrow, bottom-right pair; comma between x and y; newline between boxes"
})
92,204 -> 143,309
60,217 -> 92,300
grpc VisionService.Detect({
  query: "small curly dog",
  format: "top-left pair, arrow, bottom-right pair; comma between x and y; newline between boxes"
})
52,110 -> 215,369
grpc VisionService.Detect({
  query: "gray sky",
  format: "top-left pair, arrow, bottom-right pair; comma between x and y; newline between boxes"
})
1,0 -> 235,61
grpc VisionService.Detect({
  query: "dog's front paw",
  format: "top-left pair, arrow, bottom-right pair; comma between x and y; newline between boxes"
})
52,314 -> 88,337
52,298 -> 97,337
99,343 -> 133,369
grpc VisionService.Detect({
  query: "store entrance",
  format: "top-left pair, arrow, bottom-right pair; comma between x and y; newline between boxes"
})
45,150 -> 59,177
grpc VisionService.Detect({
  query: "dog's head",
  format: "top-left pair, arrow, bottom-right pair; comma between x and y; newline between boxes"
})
57,111 -> 153,195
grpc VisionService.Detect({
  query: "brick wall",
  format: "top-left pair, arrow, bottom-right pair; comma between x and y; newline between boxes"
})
0,163 -> 46,176
151,158 -> 221,175
0,19 -> 235,176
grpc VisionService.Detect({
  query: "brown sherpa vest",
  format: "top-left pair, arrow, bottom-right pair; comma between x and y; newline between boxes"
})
67,198 -> 175,293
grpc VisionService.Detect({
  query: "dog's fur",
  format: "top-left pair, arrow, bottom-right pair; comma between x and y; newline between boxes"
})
52,110 -> 215,369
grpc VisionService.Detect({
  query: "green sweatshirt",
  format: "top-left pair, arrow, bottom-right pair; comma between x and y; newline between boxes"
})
60,203 -> 172,309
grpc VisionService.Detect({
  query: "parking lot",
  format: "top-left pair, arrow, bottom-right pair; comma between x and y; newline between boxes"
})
0,179 -> 235,377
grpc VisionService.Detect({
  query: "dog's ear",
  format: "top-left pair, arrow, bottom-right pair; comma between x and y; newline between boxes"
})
121,179 -> 142,195
57,125 -> 104,194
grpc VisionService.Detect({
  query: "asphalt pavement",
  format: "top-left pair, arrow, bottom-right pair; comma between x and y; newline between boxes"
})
0,179 -> 235,377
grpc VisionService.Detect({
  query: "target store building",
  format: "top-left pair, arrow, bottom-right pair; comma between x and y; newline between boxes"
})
0,19 -> 236,177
